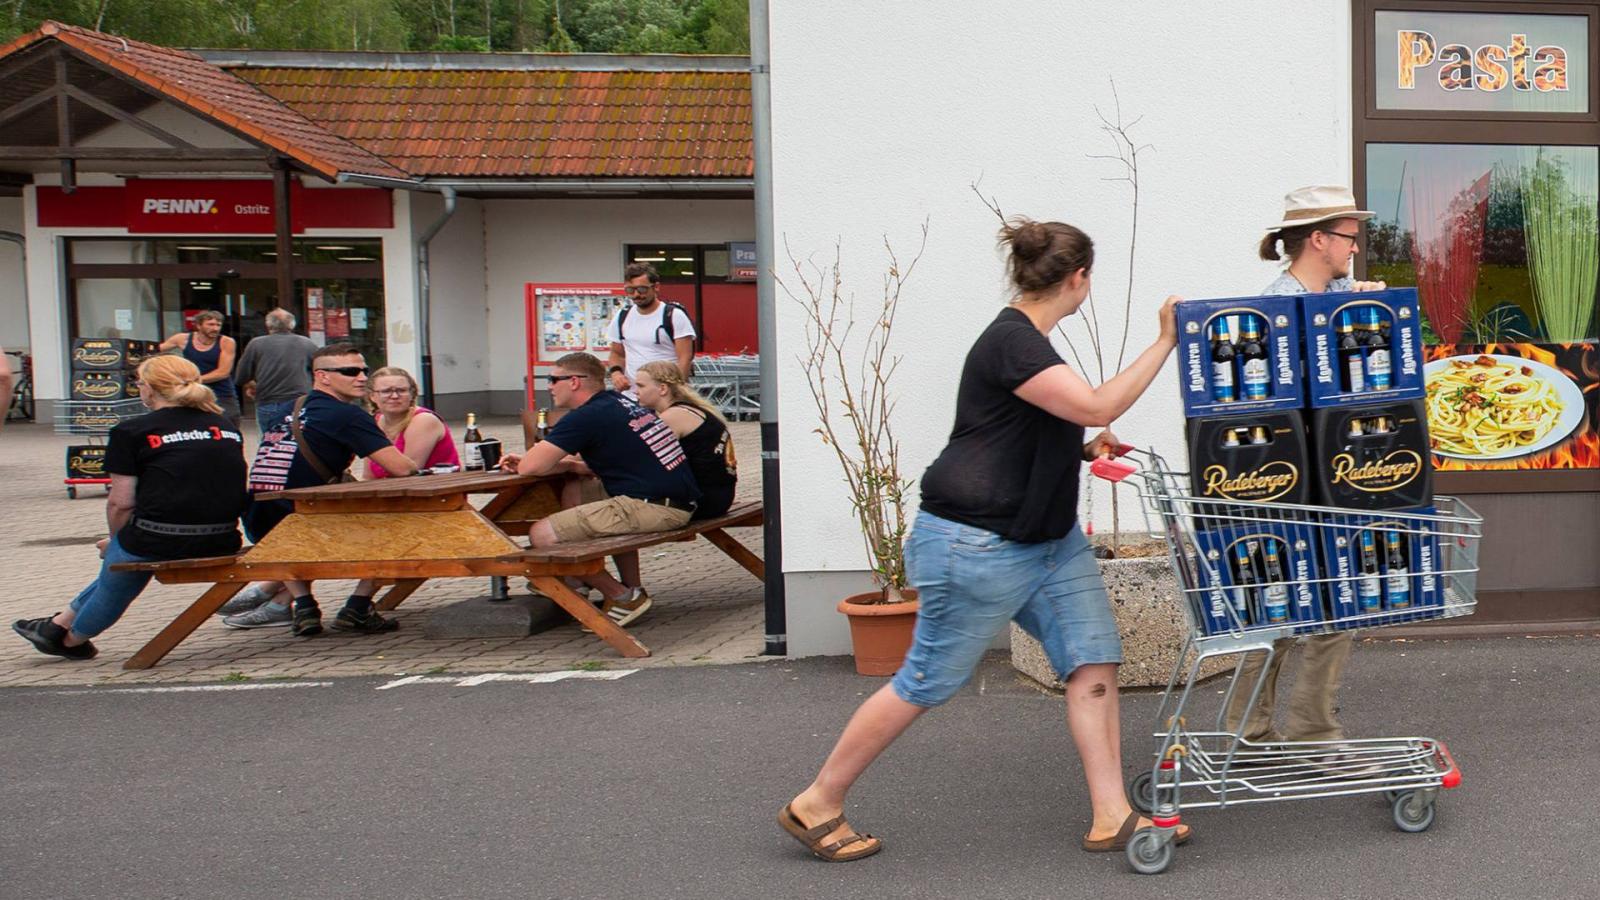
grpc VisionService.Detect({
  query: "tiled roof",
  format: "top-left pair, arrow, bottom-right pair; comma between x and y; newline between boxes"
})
0,22 -> 407,181
229,67 -> 753,179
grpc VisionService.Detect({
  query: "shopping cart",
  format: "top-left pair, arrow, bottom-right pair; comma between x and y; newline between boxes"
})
54,399 -> 146,498
1093,448 -> 1481,874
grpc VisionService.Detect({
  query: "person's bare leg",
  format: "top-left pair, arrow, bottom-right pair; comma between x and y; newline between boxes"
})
788,683 -> 928,845
1069,663 -> 1191,842
613,551 -> 641,588
530,519 -> 629,600
50,609 -> 86,647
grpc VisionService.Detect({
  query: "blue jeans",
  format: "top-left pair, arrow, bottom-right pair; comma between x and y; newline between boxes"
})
67,533 -> 158,639
255,399 -> 294,435
891,511 -> 1122,708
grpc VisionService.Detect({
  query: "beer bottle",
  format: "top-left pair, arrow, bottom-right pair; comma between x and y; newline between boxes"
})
463,412 -> 484,470
1222,427 -> 1241,448
535,408 -> 549,442
1231,541 -> 1259,627
1337,309 -> 1365,393
1248,425 -> 1269,446
1210,319 -> 1237,403
1369,416 -> 1390,435
1357,529 -> 1383,613
1261,539 -> 1290,625
1384,530 -> 1411,609
1237,315 -> 1269,401
1347,418 -> 1365,441
1362,307 -> 1392,390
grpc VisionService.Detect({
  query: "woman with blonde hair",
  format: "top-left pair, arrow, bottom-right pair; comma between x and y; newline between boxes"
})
12,355 -> 247,659
363,366 -> 459,478
634,359 -> 736,519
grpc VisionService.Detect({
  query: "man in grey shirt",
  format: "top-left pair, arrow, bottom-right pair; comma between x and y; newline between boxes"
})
234,308 -> 318,434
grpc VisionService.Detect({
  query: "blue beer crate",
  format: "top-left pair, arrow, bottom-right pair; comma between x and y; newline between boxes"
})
1176,295 -> 1305,417
1319,506 -> 1443,628
1298,287 -> 1425,409
1190,520 -> 1325,636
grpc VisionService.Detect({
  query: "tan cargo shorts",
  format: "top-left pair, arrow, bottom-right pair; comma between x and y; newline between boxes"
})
546,494 -> 693,542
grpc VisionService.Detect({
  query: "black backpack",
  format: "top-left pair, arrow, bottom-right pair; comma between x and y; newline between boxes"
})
617,301 -> 690,346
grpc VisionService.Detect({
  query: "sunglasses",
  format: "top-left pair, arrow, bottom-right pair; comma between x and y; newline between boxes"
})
623,284 -> 654,295
316,365 -> 369,377
546,373 -> 580,386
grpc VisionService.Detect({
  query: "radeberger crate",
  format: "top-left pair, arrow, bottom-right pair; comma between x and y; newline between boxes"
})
1185,409 -> 1311,511
1309,399 -> 1434,511
70,338 -> 155,372
70,370 -> 138,401
65,445 -> 109,479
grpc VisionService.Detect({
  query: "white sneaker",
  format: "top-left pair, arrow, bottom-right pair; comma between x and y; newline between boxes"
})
217,586 -> 274,617
581,588 -> 653,631
223,602 -> 292,629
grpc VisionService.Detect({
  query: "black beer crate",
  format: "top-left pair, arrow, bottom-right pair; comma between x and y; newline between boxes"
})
69,369 -> 139,401
65,445 -> 109,479
1309,399 -> 1433,511
70,338 -> 157,371
1185,409 -> 1311,512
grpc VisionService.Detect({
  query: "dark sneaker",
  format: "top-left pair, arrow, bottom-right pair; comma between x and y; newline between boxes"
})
12,616 -> 97,660
291,606 -> 323,637
331,607 -> 399,635
223,602 -> 292,630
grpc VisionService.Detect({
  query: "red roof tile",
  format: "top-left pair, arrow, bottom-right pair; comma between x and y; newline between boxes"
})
0,22 -> 407,181
229,67 -> 753,180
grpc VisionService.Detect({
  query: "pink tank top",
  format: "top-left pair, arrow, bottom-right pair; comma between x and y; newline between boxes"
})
366,407 -> 461,479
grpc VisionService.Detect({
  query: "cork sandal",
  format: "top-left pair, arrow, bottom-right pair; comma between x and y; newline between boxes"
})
778,803 -> 883,862
1081,811 -> 1193,852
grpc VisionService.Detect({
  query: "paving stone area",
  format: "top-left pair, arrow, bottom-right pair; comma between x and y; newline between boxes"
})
0,415 -> 768,687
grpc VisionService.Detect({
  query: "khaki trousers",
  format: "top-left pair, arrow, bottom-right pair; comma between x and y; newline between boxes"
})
1222,632 -> 1353,742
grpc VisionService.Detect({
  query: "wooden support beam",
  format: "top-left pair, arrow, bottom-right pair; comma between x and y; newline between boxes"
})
63,84 -> 197,149
0,86 -> 60,130
54,53 -> 72,191
272,159 -> 294,309
122,582 -> 244,670
0,147 -> 270,161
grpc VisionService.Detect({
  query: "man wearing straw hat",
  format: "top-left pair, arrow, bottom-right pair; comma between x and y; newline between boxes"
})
1224,185 -> 1386,762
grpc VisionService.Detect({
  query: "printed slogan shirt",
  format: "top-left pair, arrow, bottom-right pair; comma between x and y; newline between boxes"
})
544,391 -> 700,504
104,405 -> 248,559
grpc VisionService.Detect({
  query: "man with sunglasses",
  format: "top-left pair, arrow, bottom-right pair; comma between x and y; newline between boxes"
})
1227,185 -> 1385,768
500,352 -> 699,629
232,342 -> 418,636
605,262 -> 696,396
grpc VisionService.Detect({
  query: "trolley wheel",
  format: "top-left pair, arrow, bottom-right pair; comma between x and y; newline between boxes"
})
1125,828 -> 1174,875
1129,771 -> 1156,815
1391,790 -> 1436,833
66,486 -> 77,499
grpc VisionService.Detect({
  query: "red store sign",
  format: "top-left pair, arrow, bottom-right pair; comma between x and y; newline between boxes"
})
36,179 -> 393,233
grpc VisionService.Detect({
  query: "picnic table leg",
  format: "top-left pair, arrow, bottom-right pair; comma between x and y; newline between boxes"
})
527,574 -> 650,659
376,578 -> 426,612
123,582 -> 244,671
700,528 -> 765,581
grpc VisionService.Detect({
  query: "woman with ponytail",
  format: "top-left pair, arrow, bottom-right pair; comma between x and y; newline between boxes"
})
781,218 -> 1187,861
633,360 -> 736,520
12,356 -> 247,660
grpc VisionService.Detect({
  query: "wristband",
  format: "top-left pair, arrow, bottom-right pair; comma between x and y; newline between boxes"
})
608,366 -> 624,376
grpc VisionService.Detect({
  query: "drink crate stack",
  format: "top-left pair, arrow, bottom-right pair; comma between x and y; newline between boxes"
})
55,338 -> 159,498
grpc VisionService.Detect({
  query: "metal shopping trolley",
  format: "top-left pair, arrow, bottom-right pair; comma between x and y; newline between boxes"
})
1092,448 -> 1482,874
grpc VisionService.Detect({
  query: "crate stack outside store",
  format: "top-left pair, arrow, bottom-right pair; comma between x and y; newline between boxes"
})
56,338 -> 159,498
1173,287 -> 1443,635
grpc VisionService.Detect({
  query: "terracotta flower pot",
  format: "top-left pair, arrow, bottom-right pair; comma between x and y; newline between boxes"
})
837,589 -> 920,676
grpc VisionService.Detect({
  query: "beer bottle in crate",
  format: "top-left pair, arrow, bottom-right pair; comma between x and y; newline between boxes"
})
1337,309 -> 1364,393
1261,539 -> 1290,625
1211,319 -> 1237,404
1385,530 -> 1412,609
1231,541 -> 1259,626
1237,316 -> 1269,402
1357,529 -> 1383,613
1361,307 -> 1392,390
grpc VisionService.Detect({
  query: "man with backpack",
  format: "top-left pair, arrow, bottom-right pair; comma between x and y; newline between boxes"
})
606,262 -> 695,396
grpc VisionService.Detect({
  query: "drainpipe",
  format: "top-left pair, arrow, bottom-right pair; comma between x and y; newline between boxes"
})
0,230 -> 28,351
414,186 -> 457,410
750,0 -> 786,656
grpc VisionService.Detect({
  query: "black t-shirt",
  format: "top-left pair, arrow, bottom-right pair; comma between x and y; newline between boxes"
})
672,403 -> 737,519
247,390 -> 392,494
919,307 -> 1086,543
104,406 -> 248,559
545,391 -> 700,503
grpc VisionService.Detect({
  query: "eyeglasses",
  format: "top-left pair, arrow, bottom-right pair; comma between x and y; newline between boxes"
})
546,373 -> 580,386
1319,229 -> 1360,244
371,387 -> 411,397
316,365 -> 369,377
623,284 -> 654,295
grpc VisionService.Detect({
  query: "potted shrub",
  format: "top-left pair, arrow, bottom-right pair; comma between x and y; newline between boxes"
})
784,229 -> 925,675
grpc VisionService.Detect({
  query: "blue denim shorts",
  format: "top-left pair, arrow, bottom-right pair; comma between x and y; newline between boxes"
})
891,511 -> 1122,707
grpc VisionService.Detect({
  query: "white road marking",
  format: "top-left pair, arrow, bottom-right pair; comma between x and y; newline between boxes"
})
376,670 -> 638,690
50,681 -> 333,696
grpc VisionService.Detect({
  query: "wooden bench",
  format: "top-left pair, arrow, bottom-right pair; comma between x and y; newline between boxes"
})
113,474 -> 764,670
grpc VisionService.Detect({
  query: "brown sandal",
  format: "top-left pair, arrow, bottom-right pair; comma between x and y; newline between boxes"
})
1081,812 -> 1193,852
778,803 -> 883,862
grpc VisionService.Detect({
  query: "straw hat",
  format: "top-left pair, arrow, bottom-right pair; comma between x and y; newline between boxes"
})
1265,185 -> 1374,233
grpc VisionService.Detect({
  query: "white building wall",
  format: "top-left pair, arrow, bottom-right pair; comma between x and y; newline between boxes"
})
769,1 -> 1355,655
410,192 -> 488,411
0,197 -> 25,352
481,198 -> 754,411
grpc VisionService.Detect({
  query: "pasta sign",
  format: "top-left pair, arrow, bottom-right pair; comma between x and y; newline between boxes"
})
1398,31 -> 1568,92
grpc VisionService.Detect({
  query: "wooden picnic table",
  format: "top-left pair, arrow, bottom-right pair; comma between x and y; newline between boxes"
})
115,470 -> 764,670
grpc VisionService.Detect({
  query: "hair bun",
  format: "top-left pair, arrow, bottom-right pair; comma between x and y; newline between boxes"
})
1003,218 -> 1052,261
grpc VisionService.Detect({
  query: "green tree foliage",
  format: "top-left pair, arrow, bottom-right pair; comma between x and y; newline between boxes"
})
2,0 -> 749,53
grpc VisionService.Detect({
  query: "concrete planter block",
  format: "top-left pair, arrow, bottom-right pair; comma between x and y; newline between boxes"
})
1011,554 -> 1232,690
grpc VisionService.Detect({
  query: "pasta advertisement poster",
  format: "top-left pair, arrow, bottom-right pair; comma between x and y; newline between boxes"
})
1424,342 -> 1599,469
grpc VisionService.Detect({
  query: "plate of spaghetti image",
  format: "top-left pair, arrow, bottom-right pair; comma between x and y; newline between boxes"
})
1424,354 -> 1585,460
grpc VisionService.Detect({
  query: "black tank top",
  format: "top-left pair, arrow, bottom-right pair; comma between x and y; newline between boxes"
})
672,402 -> 736,518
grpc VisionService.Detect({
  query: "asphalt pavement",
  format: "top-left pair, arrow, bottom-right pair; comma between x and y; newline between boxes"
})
2,636 -> 1596,900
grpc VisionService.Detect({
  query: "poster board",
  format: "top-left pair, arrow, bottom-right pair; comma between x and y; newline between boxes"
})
524,283 -> 628,408
1424,342 -> 1599,470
